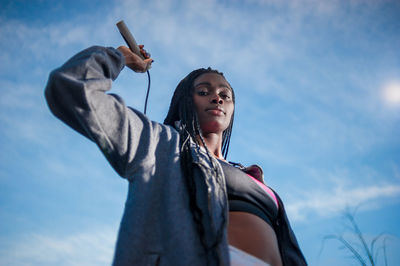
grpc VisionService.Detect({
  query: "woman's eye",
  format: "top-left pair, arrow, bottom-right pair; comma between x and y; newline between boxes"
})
198,91 -> 208,96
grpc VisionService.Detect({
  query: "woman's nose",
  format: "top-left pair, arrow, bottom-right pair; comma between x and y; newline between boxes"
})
211,95 -> 223,104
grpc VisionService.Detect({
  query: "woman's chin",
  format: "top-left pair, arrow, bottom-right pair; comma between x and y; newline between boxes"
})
200,122 -> 228,135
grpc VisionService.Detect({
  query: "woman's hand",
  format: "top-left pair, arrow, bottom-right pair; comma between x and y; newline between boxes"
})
117,45 -> 153,73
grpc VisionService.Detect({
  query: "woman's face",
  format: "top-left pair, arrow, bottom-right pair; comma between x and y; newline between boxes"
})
192,73 -> 234,135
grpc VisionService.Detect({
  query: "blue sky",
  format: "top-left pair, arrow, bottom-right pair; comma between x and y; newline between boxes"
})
0,0 -> 399,265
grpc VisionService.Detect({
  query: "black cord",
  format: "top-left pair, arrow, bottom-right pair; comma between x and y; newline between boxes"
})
144,70 -> 151,114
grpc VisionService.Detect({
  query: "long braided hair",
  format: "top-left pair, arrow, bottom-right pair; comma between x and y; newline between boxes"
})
163,67 -> 235,263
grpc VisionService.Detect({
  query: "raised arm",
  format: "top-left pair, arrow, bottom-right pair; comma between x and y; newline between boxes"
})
44,46 -> 167,179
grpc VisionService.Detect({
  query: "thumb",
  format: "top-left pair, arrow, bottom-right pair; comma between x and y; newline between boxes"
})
144,58 -> 154,71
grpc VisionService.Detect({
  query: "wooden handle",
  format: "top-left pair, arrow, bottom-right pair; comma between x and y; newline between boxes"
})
116,20 -> 145,60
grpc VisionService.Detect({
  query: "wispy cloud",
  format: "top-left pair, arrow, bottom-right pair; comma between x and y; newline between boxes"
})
286,184 -> 400,222
0,80 -> 55,146
0,226 -> 117,266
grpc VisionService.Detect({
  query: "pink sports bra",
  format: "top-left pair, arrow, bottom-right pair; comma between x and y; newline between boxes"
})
218,159 -> 279,227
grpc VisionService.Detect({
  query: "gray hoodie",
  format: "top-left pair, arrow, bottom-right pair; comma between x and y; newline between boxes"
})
45,46 -> 230,266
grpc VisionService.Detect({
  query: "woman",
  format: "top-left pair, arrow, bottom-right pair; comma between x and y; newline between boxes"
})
45,45 -> 306,266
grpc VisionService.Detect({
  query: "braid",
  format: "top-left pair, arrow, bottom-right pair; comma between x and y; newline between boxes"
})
164,67 -> 235,263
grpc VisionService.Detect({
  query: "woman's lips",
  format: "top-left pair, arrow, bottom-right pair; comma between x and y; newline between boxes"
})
206,108 -> 225,116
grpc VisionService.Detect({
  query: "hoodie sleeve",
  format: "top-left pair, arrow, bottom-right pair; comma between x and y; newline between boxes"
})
44,46 -> 174,179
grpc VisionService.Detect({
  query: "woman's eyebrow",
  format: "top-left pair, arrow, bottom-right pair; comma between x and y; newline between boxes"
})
194,82 -> 231,90
194,82 -> 211,88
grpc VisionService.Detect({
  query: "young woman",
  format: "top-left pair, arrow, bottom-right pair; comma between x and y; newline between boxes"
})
45,45 -> 306,266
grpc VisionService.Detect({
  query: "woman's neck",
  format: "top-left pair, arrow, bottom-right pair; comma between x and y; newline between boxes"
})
197,132 -> 224,159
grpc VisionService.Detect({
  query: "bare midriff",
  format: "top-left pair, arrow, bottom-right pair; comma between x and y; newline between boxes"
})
228,211 -> 283,266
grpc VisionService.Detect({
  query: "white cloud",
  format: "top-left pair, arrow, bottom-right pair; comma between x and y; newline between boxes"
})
0,226 -> 117,266
0,80 -> 56,147
286,184 -> 400,222
114,0 -> 301,78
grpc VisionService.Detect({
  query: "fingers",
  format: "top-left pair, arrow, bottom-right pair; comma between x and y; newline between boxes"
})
142,50 -> 151,59
143,58 -> 153,71
139,44 -> 150,59
117,45 -> 153,73
119,45 -> 150,59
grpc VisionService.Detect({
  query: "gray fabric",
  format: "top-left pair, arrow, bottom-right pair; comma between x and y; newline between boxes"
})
45,46 -> 230,266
